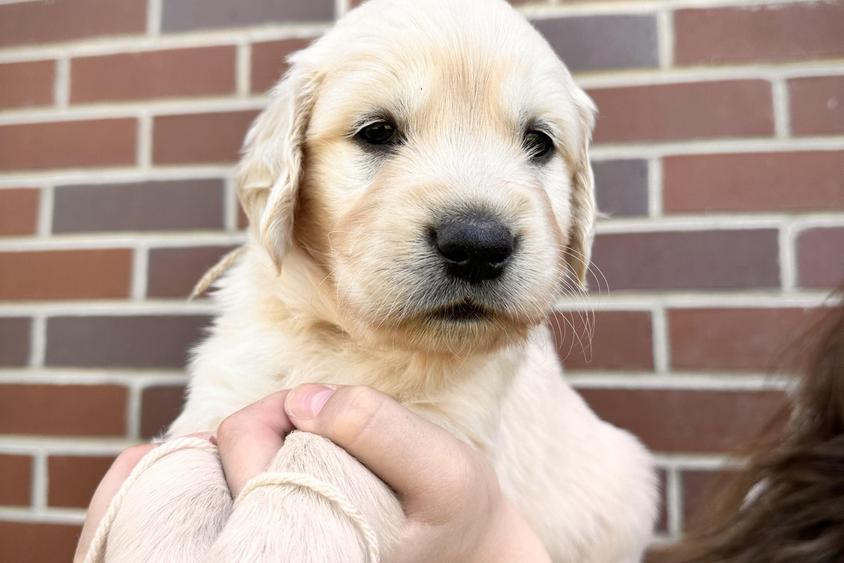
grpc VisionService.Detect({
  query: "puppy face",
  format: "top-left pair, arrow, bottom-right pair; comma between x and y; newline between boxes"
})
238,0 -> 595,353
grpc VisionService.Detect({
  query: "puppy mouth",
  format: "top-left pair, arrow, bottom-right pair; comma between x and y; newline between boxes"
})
427,300 -> 492,322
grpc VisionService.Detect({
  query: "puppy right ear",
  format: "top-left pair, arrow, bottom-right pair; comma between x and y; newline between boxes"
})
236,61 -> 322,271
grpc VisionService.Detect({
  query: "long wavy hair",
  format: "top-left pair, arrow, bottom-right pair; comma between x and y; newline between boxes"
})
669,285 -> 844,563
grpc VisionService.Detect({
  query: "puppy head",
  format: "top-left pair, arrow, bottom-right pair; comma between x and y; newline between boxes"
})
237,0 -> 596,353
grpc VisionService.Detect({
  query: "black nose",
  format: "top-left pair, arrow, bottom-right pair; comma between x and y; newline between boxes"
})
432,214 -> 515,284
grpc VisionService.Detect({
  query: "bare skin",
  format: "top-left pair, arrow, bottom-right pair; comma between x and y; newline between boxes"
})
75,384 -> 551,563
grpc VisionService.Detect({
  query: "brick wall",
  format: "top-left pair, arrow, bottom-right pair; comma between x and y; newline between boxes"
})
0,0 -> 842,560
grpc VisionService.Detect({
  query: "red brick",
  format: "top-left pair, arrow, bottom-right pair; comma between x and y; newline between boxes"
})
153,110 -> 258,165
48,455 -> 115,508
675,3 -> 844,65
681,469 -> 736,531
0,60 -> 54,109
0,521 -> 81,563
71,46 -> 236,103
591,230 -> 780,291
579,388 -> 787,453
141,385 -> 187,438
0,249 -> 132,301
789,76 -> 844,136
0,384 -> 126,436
663,151 -> 844,213
668,308 -> 816,371
590,81 -> 773,143
550,310 -> 653,371
147,246 -> 237,298
797,228 -> 844,289
0,118 -> 136,171
0,454 -> 32,506
0,0 -> 146,48
0,188 -> 39,236
251,38 -> 313,93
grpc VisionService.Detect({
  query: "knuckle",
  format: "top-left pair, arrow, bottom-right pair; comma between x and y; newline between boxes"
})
112,444 -> 154,475
329,386 -> 386,446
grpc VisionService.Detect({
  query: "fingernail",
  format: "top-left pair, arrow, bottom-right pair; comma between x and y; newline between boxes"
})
286,384 -> 336,419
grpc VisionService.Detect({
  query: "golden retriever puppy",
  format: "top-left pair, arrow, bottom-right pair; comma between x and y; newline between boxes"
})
141,0 -> 658,560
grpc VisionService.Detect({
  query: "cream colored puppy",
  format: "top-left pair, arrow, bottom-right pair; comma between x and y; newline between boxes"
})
162,0 -> 656,560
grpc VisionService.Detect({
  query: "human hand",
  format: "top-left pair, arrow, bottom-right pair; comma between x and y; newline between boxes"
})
276,385 -> 552,563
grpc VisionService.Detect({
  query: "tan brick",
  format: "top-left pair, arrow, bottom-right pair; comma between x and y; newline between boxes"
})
789,76 -> 844,136
153,111 -> 258,165
48,455 -> 115,508
668,308 -> 817,371
0,188 -> 39,236
71,46 -> 236,103
0,60 -> 54,109
550,310 -> 653,371
0,249 -> 132,301
251,38 -> 313,93
663,151 -> 844,213
579,388 -> 787,453
0,454 -> 32,506
0,384 -> 126,436
675,3 -> 844,65
141,385 -> 187,438
0,0 -> 146,48
0,119 -> 136,171
590,81 -> 774,143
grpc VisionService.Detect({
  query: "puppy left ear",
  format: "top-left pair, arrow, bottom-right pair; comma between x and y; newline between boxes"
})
566,88 -> 597,288
236,60 -> 322,270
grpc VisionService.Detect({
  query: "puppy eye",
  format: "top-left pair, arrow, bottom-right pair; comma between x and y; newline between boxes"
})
356,121 -> 398,146
523,130 -> 554,161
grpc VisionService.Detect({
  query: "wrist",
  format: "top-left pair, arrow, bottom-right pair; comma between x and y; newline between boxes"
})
470,499 -> 552,563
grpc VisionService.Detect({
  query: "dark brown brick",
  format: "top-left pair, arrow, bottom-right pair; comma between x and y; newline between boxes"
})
797,228 -> 844,290
53,180 -> 225,233
533,15 -> 658,72
590,81 -> 774,144
0,454 -> 32,506
0,0 -> 146,48
71,46 -> 236,103
663,151 -> 844,213
0,318 -> 30,367
0,118 -> 136,171
593,160 -> 649,217
675,3 -> 844,65
251,38 -> 313,93
789,76 -> 844,136
579,388 -> 787,453
46,315 -> 210,368
147,246 -> 237,298
0,249 -> 132,301
162,0 -> 334,32
591,230 -> 780,291
655,468 -> 667,534
141,385 -> 187,438
0,384 -> 126,436
153,110 -> 258,165
48,455 -> 115,508
0,60 -> 54,109
0,188 -> 40,236
550,310 -> 653,371
668,308 -> 815,371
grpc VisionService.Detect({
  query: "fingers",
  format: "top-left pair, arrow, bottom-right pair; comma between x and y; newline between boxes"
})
74,444 -> 156,563
284,384 -> 477,513
216,390 -> 293,497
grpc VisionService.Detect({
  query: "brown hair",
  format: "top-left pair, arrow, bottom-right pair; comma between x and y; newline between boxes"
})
669,285 -> 844,563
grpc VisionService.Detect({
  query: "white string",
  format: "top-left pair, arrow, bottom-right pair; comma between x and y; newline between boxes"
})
83,437 -> 218,563
236,471 -> 381,563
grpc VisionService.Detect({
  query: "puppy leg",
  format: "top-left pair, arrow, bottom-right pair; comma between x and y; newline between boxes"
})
207,431 -> 403,563
99,442 -> 232,562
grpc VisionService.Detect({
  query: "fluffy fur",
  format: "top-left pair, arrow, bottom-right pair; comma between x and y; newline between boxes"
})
128,0 -> 660,561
